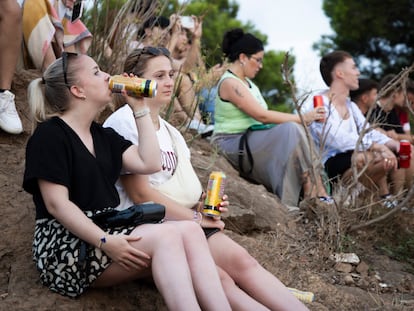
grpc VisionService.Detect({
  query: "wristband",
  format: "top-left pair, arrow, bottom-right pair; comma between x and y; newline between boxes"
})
133,107 -> 150,119
98,234 -> 107,249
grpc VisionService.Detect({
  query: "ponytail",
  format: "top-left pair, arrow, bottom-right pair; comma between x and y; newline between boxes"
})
27,55 -> 81,127
27,78 -> 47,125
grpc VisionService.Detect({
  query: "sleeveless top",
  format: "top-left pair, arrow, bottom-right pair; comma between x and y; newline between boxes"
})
214,70 -> 266,134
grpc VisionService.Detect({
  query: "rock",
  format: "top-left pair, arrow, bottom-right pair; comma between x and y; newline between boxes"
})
335,263 -> 354,273
330,253 -> 360,265
356,261 -> 369,276
344,274 -> 354,285
356,278 -> 370,290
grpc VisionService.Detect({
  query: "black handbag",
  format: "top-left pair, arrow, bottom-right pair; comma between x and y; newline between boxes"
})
91,202 -> 166,229
78,202 -> 165,268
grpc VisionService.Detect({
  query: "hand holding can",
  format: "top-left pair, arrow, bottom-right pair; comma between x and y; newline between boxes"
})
399,140 -> 411,168
203,171 -> 226,217
313,95 -> 326,122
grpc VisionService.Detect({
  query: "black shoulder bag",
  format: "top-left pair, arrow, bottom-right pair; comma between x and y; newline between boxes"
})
91,202 -> 165,229
78,202 -> 165,269
238,124 -> 275,183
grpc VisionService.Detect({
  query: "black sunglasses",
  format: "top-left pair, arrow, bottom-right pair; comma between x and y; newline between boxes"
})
142,46 -> 170,57
134,47 -> 170,65
131,47 -> 171,75
62,52 -> 78,89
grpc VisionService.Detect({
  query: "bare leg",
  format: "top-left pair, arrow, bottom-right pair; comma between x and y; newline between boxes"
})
174,221 -> 232,311
0,0 -> 22,90
302,171 -> 329,198
209,233 -> 309,311
93,224 -> 202,311
389,168 -> 405,194
342,152 -> 390,197
356,152 -> 390,196
217,266 -> 270,311
404,157 -> 414,189
0,0 -> 23,134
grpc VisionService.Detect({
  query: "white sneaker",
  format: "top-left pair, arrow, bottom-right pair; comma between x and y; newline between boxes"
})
188,119 -> 202,130
198,124 -> 214,136
0,90 -> 23,134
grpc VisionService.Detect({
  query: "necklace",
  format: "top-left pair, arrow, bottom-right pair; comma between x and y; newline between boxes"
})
227,69 -> 250,87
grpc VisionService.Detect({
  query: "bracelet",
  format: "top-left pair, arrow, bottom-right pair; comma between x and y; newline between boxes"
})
193,211 -> 203,225
133,107 -> 150,119
98,234 -> 107,249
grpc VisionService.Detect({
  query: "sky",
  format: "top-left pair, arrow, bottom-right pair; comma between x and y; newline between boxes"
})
236,0 -> 334,94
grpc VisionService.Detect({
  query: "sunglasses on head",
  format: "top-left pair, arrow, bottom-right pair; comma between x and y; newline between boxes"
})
141,46 -> 170,56
62,52 -> 78,89
131,47 -> 171,75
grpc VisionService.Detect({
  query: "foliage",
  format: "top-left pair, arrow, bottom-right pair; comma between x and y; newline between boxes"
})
164,0 -> 295,107
315,0 -> 414,80
83,0 -> 296,108
255,50 -> 296,110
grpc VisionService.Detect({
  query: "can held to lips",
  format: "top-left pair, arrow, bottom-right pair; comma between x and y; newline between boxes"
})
313,95 -> 325,122
203,171 -> 226,217
109,75 -> 157,98
399,140 -> 411,168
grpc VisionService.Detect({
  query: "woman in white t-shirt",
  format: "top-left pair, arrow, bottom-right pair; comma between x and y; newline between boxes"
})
104,47 -> 309,311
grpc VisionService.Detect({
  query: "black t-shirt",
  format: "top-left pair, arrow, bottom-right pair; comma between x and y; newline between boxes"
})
368,104 -> 404,134
23,117 -> 133,219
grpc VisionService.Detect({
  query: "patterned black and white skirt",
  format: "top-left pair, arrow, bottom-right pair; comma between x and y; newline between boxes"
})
33,215 -> 135,298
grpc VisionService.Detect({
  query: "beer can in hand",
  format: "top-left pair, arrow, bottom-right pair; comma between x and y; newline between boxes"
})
203,171 -> 226,217
399,140 -> 411,168
313,95 -> 325,122
109,75 -> 157,98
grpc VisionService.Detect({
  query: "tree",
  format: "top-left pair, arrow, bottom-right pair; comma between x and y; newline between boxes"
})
84,0 -> 296,109
315,0 -> 414,80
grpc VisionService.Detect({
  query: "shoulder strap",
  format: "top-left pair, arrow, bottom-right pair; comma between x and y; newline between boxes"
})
238,127 -> 255,176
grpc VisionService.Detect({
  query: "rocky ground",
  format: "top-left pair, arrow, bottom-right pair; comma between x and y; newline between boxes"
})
1,69 -> 414,310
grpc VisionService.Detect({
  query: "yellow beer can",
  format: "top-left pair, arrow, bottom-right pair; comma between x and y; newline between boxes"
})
109,75 -> 157,98
203,171 -> 226,217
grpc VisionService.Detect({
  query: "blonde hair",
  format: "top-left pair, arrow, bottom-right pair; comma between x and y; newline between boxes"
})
27,54 -> 83,125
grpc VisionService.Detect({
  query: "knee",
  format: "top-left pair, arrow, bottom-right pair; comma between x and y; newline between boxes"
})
176,220 -> 205,238
1,1 -> 22,24
228,245 -> 259,272
145,223 -> 183,245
